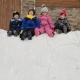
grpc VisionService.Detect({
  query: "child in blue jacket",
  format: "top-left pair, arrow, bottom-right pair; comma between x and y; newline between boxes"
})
20,9 -> 40,40
7,11 -> 22,36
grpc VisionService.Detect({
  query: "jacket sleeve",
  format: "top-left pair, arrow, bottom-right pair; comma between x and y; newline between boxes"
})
38,17 -> 41,23
18,17 -> 23,27
9,20 -> 12,30
54,19 -> 64,27
21,19 -> 26,30
54,20 -> 58,27
35,18 -> 40,28
64,19 -> 71,30
48,16 -> 55,29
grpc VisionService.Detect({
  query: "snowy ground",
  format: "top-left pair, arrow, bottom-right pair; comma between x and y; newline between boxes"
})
0,29 -> 80,80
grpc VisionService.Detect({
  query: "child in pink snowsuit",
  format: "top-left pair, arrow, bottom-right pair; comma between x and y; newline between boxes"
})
35,4 -> 55,37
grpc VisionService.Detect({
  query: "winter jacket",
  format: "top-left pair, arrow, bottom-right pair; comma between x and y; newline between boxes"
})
38,14 -> 54,29
9,17 -> 22,30
54,18 -> 71,30
21,17 -> 40,30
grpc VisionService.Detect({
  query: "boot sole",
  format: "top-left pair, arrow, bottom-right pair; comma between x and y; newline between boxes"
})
55,29 -> 62,34
35,28 -> 39,36
63,26 -> 67,33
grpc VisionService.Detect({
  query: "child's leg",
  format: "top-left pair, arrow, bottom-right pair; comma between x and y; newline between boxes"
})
55,29 -> 62,34
28,28 -> 34,40
54,25 -> 59,30
35,27 -> 45,36
63,26 -> 67,33
45,27 -> 54,37
13,28 -> 21,36
16,28 -> 21,35
29,28 -> 35,37
35,28 -> 39,36
67,28 -> 71,32
13,30 -> 18,37
54,25 -> 62,34
7,30 -> 13,36
21,29 -> 28,40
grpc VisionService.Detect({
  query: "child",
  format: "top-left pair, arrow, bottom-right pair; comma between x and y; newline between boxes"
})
20,9 -> 40,40
54,9 -> 71,34
35,4 -> 55,37
7,11 -> 22,36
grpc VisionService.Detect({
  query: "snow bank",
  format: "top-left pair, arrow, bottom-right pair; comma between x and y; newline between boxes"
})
0,29 -> 80,80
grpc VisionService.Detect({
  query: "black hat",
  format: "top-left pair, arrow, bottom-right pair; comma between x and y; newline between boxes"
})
13,11 -> 20,17
28,9 -> 35,15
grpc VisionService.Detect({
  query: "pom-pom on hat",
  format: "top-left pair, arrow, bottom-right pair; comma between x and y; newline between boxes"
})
41,4 -> 48,13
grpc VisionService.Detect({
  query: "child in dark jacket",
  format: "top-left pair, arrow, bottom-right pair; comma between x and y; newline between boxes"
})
7,11 -> 22,36
54,9 -> 71,34
20,9 -> 40,40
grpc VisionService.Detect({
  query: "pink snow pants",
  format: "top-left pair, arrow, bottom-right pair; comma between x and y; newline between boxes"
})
35,25 -> 54,37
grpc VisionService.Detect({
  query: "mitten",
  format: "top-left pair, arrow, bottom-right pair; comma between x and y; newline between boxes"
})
20,30 -> 23,34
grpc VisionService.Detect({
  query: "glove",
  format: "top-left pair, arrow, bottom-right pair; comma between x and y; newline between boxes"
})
20,30 -> 23,34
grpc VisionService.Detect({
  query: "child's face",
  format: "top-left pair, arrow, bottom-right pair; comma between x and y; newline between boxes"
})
42,12 -> 47,16
29,11 -> 34,15
60,14 -> 66,19
14,14 -> 19,19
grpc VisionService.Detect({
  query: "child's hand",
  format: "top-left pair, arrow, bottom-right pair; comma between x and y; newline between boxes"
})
20,30 -> 23,34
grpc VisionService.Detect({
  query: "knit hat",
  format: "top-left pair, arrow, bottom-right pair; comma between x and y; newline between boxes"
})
41,4 -> 48,13
13,11 -> 20,17
60,9 -> 66,16
28,9 -> 36,15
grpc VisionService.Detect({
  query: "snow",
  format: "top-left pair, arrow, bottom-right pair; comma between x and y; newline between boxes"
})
0,29 -> 80,80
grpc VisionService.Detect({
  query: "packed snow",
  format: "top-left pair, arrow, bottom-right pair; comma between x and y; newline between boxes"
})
0,29 -> 80,80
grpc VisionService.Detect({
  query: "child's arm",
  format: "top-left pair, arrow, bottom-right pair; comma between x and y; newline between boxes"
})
9,20 -> 12,30
54,20 -> 58,27
64,19 -> 71,31
21,19 -> 25,30
35,18 -> 40,28
48,16 -> 55,29
20,19 -> 25,34
55,19 -> 64,27
38,17 -> 41,23
18,17 -> 23,27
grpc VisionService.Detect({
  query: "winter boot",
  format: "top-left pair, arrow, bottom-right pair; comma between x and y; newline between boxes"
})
28,31 -> 32,40
55,29 -> 62,34
7,30 -> 12,36
21,36 -> 25,40
63,26 -> 67,34
21,32 -> 27,40
13,30 -> 18,37
48,32 -> 54,37
35,28 -> 40,36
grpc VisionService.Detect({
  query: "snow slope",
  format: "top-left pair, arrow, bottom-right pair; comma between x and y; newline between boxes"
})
0,29 -> 80,80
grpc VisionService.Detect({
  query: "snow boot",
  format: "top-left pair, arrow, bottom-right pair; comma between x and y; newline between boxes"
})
63,26 -> 67,34
21,32 -> 27,40
21,36 -> 25,40
7,30 -> 12,36
13,30 -> 18,37
28,31 -> 32,40
55,29 -> 62,34
48,32 -> 54,37
35,28 -> 39,36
